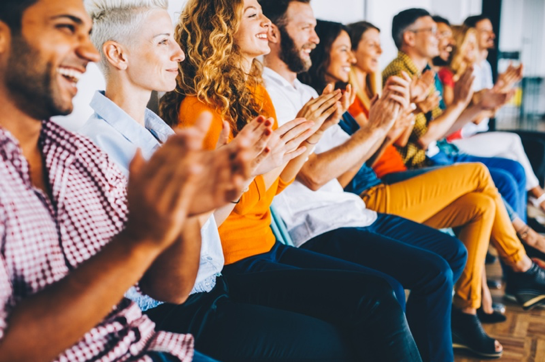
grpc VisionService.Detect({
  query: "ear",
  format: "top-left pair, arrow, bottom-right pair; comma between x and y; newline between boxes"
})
403,30 -> 415,48
0,21 -> 11,55
103,40 -> 128,70
269,23 -> 280,44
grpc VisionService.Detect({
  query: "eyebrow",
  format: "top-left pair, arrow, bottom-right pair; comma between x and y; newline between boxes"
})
244,6 -> 257,12
51,14 -> 84,25
153,33 -> 171,38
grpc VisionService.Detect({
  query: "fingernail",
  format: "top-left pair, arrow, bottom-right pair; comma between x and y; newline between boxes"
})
265,120 -> 272,127
257,116 -> 264,123
264,129 -> 271,136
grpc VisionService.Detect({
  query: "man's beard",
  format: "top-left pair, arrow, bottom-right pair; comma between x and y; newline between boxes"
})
278,25 -> 312,74
5,34 -> 71,120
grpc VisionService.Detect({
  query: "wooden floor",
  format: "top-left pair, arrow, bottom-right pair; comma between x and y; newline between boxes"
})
454,251 -> 545,361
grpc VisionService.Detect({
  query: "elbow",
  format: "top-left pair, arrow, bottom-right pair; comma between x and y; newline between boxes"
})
140,282 -> 193,305
298,173 -> 326,191
416,137 -> 430,150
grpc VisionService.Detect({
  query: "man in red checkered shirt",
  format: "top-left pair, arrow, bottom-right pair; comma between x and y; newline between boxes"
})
0,0 -> 254,361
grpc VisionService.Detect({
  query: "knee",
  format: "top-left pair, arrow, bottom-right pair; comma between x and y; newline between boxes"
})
508,160 -> 526,187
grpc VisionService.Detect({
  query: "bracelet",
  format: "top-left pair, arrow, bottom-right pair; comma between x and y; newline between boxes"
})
230,185 -> 251,204
517,225 -> 530,239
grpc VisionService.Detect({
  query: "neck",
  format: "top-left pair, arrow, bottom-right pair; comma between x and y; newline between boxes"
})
402,47 -> 428,72
479,48 -> 489,64
352,66 -> 367,90
263,54 -> 298,85
0,85 -> 44,156
104,73 -> 151,127
240,56 -> 254,75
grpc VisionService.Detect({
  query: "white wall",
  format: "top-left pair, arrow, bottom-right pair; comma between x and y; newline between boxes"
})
55,0 -> 485,131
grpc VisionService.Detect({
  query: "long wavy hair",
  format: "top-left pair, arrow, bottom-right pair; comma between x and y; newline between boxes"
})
159,0 -> 265,134
297,20 -> 349,94
449,25 -> 477,81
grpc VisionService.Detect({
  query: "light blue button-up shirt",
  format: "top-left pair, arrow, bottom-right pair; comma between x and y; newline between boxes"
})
79,91 -> 224,310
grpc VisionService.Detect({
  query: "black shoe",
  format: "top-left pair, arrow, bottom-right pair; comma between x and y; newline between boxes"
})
487,278 -> 502,290
505,263 -> 545,310
451,309 -> 502,358
485,251 -> 497,264
477,303 -> 507,324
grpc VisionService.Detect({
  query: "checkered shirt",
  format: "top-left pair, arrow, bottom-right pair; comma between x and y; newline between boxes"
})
382,51 -> 443,168
0,120 -> 194,362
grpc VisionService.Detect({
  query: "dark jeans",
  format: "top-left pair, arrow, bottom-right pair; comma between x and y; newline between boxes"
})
300,214 -> 467,362
430,151 -> 527,222
149,351 -> 219,362
148,271 -> 421,361
380,166 -> 444,184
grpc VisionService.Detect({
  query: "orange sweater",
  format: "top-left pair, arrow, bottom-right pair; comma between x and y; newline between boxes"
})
348,96 -> 407,178
178,85 -> 291,264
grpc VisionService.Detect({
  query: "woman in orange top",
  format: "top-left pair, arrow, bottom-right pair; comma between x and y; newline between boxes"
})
159,0 -> 421,360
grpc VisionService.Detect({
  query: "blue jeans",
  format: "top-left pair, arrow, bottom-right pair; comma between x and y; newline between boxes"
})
222,242 -> 422,361
430,151 -> 527,222
300,213 -> 467,362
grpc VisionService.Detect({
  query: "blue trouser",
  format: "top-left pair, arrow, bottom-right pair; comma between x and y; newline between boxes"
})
222,240 -> 423,361
430,151 -> 527,222
150,351 -> 219,362
300,214 -> 467,362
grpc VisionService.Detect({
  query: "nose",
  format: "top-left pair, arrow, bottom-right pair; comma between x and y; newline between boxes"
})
77,34 -> 100,63
377,45 -> 383,55
173,43 -> 185,63
349,51 -> 356,64
310,28 -> 320,44
261,14 -> 272,29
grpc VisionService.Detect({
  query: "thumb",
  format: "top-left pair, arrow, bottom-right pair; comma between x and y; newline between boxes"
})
129,148 -> 145,179
215,120 -> 230,149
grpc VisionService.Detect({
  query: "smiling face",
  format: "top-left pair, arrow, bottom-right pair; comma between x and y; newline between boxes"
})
234,0 -> 272,63
124,9 -> 184,92
279,1 -> 319,73
353,28 -> 382,74
475,18 -> 495,51
409,16 -> 439,59
436,22 -> 453,62
460,30 -> 478,65
325,30 -> 355,83
3,0 -> 99,119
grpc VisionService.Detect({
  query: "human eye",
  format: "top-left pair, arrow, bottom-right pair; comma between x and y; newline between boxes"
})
56,23 -> 76,34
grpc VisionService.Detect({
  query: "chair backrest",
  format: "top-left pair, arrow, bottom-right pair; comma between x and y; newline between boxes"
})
270,206 -> 295,246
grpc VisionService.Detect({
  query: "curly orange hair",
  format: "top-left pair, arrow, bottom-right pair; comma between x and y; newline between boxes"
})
160,0 -> 266,134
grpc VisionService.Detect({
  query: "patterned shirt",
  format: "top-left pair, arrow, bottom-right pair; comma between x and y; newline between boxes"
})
382,51 -> 442,168
0,120 -> 194,361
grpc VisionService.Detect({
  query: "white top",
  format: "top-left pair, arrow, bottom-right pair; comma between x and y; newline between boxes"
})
462,59 -> 494,137
263,67 -> 377,246
79,91 -> 223,303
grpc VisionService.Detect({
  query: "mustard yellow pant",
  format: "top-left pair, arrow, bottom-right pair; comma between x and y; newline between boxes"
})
362,162 -> 527,309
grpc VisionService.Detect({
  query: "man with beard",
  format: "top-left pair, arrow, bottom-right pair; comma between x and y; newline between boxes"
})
0,0 -> 259,360
259,2 -> 478,361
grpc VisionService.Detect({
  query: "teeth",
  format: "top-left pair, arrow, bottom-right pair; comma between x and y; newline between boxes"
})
343,67 -> 351,72
256,33 -> 268,39
57,67 -> 83,83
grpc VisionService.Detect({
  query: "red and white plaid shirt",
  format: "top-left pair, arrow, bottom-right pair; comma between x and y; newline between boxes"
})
0,120 -> 194,362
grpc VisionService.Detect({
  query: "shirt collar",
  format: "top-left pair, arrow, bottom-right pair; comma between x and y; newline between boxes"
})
263,67 -> 305,92
396,51 -> 420,76
90,91 -> 174,156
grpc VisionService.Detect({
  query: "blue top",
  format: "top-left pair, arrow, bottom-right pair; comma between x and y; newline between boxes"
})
338,112 -> 382,195
79,91 -> 224,309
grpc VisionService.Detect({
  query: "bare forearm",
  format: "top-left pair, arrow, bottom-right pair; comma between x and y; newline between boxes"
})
140,216 -> 204,303
443,104 -> 484,137
214,178 -> 255,225
0,232 -> 161,362
299,126 -> 387,191
418,102 -> 466,148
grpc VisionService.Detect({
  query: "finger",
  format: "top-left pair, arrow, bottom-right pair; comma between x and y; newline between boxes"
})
281,120 -> 314,143
276,117 -> 310,136
128,148 -> 145,181
285,126 -> 315,150
283,145 -> 308,162
321,83 -> 335,95
215,120 -> 231,149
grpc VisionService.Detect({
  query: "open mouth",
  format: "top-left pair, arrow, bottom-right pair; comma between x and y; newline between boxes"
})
57,66 -> 83,84
256,33 -> 268,40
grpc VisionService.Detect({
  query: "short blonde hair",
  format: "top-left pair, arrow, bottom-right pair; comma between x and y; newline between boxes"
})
85,0 -> 168,74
